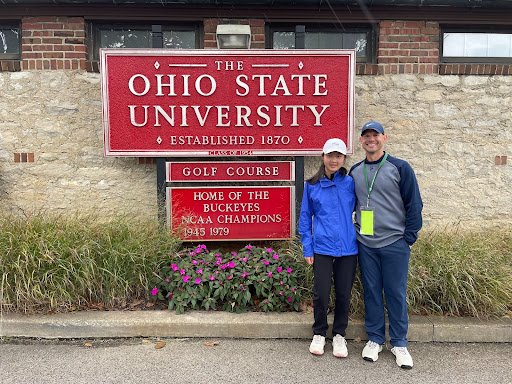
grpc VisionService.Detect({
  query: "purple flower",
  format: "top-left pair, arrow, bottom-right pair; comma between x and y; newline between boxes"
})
188,252 -> 194,256
227,275 -> 233,280
279,292 -> 283,296
287,297 -> 292,302
221,264 -> 227,270
280,281 -> 284,285
273,254 -> 279,260
173,265 -> 179,272
165,278 -> 170,283
197,268 -> 203,275
241,272 -> 249,278
287,268 -> 292,273
215,261 -> 221,266
192,260 -> 198,265
180,269 -> 186,275
291,288 -> 296,293
264,260 -> 270,265
228,262 -> 235,268
268,272 -> 272,277
183,275 -> 190,282
170,263 -> 177,269
168,293 -> 173,298
243,257 -> 248,262
232,251 -> 237,256
266,248 -> 273,253
246,245 -> 253,249
277,267 -> 282,273
195,248 -> 201,253
209,276 -> 215,281
200,244 -> 207,249
151,287 -> 158,296
195,278 -> 202,284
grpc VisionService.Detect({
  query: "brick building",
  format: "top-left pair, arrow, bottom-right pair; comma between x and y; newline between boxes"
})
1,0 -> 511,229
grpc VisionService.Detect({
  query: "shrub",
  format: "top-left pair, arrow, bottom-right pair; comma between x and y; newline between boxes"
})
1,213 -> 511,319
149,245 -> 302,314
0,213 -> 181,313
408,228 -> 512,318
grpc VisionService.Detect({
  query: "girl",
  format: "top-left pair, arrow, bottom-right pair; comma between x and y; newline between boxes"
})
298,138 -> 358,357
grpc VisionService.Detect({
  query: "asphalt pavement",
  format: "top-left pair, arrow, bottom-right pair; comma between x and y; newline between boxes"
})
1,337 -> 511,384
1,310 -> 511,383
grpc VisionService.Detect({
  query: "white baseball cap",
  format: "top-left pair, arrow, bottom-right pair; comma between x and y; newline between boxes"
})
322,138 -> 347,155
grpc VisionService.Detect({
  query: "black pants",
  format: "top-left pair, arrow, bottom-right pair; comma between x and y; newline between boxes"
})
312,253 -> 357,337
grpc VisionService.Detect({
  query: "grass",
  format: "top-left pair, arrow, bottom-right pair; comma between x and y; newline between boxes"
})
0,213 -> 181,313
1,214 -> 510,318
408,227 -> 512,318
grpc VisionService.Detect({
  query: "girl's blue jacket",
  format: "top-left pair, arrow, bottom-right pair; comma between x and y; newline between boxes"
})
298,172 -> 358,258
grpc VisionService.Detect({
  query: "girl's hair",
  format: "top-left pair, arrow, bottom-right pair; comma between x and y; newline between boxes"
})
306,162 -> 347,185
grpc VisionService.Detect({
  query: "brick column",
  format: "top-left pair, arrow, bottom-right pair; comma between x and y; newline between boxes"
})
21,16 -> 86,70
378,21 -> 439,74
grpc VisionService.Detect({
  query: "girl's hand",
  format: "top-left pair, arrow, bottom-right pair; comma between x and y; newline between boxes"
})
305,256 -> 314,265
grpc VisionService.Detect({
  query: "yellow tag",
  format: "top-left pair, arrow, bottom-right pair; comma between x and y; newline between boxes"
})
360,209 -> 374,236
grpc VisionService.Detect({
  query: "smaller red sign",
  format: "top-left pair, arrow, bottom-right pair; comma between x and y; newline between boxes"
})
168,186 -> 295,241
166,161 -> 295,182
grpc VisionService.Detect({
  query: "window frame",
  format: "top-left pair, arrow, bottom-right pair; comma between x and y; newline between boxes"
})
266,22 -> 378,63
0,21 -> 21,60
87,21 -> 203,62
440,25 -> 512,64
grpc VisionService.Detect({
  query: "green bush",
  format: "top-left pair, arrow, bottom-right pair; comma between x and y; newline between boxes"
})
150,245 -> 302,314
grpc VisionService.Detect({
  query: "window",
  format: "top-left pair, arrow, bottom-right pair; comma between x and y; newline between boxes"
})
441,26 -> 512,63
268,23 -> 376,63
88,22 -> 201,61
0,23 -> 20,60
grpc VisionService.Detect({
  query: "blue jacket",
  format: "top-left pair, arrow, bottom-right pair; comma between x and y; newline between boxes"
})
298,171 -> 358,258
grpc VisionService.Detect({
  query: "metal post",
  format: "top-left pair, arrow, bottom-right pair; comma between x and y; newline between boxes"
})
295,25 -> 305,235
152,25 -> 166,224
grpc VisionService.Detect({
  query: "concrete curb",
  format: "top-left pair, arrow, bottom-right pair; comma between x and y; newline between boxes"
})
1,311 -> 511,342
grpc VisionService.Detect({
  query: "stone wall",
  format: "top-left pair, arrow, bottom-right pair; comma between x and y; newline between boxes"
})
1,69 -> 510,228
1,14 -> 511,229
0,71 -> 158,220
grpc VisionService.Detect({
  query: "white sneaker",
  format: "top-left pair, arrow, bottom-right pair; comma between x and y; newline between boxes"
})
332,334 -> 348,358
391,346 -> 413,369
362,340 -> 383,362
309,335 -> 326,355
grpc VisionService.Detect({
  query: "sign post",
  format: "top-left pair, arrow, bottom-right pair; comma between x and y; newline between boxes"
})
295,25 -> 305,235
151,24 -> 167,224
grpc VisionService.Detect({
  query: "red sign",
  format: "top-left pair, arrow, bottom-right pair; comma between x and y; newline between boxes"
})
101,49 -> 355,157
166,161 -> 295,182
167,186 -> 295,241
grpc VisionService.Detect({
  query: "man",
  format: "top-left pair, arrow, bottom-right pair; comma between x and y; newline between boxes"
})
349,121 -> 423,369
